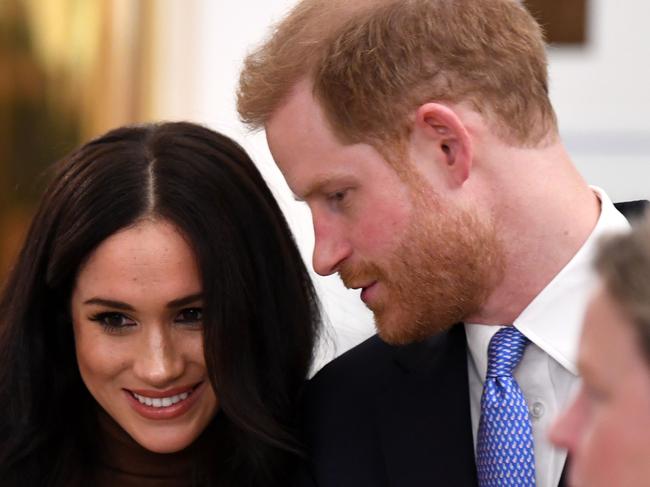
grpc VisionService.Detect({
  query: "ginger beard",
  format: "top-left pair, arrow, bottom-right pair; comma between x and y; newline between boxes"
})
340,187 -> 504,345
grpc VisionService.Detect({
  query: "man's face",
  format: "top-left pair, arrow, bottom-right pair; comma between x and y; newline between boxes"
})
266,80 -> 502,344
551,286 -> 650,487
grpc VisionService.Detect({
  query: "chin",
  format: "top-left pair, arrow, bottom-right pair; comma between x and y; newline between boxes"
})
377,314 -> 459,345
375,314 -> 406,345
376,328 -> 409,346
375,313 -> 429,346
146,442 -> 191,454
128,425 -> 200,454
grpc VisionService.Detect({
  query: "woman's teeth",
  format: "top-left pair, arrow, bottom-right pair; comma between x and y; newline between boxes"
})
132,391 -> 190,408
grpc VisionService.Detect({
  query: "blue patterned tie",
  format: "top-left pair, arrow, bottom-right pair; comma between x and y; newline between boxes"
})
476,326 -> 536,486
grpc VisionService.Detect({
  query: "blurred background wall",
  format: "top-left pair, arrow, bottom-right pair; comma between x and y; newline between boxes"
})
1,0 -> 649,368
0,0 -> 156,275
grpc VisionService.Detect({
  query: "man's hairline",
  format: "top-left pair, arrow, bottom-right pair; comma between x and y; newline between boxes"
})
264,76 -> 540,154
265,75 -> 411,161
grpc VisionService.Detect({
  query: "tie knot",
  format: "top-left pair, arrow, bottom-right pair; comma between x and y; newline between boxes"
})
486,327 -> 529,378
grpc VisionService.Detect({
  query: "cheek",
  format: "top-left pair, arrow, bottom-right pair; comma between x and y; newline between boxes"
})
613,386 -> 650,480
574,401 -> 649,487
577,415 -> 619,473
353,202 -> 413,254
181,331 -> 207,368
73,322 -> 129,392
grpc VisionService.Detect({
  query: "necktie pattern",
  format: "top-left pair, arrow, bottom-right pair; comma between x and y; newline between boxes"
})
476,326 -> 536,486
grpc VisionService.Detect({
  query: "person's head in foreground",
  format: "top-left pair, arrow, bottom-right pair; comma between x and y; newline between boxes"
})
551,214 -> 650,487
238,0 -> 598,343
0,122 -> 320,486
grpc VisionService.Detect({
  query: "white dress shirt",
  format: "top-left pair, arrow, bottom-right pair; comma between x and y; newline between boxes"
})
465,187 -> 630,487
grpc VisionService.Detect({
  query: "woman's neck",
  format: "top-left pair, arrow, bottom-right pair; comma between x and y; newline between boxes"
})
92,407 -> 197,486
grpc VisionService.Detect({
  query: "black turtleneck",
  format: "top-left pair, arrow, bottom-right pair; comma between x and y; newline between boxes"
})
89,408 -> 200,487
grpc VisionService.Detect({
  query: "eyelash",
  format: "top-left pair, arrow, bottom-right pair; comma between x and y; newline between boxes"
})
89,308 -> 204,334
89,312 -> 135,333
175,308 -> 203,325
326,189 -> 351,208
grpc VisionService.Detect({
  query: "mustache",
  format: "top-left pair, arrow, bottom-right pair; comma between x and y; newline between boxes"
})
338,260 -> 384,289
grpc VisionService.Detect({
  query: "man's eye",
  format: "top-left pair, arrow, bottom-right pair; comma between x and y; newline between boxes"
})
90,312 -> 136,331
587,387 -> 607,403
175,308 -> 203,325
326,189 -> 350,206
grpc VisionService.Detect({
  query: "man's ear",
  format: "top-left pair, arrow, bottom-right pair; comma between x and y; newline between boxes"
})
412,102 -> 473,187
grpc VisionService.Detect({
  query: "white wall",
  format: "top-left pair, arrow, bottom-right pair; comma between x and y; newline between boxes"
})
151,0 -> 650,370
548,0 -> 650,202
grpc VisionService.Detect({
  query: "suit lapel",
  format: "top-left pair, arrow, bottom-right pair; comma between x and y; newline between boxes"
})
377,324 -> 478,487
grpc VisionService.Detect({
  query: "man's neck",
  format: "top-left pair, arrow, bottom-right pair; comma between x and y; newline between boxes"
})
465,143 -> 601,325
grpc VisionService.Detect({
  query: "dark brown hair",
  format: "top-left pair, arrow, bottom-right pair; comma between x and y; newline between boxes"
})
0,122 -> 321,486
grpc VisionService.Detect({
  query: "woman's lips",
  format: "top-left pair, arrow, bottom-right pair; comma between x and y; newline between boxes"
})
124,381 -> 205,420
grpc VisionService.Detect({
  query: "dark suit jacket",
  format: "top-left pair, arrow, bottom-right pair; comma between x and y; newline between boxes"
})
294,200 -> 648,487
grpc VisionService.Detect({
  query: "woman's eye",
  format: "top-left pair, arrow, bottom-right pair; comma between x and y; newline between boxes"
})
90,312 -> 136,330
175,308 -> 203,325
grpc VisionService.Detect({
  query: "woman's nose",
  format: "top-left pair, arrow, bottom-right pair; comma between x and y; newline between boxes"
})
132,324 -> 185,387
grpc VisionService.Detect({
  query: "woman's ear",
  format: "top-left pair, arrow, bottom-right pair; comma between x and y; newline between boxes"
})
412,102 -> 473,187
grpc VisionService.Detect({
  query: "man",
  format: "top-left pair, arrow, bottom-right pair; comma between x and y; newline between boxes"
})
237,0 -> 647,486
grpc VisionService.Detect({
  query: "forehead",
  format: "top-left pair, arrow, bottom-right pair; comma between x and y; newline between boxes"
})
74,220 -> 200,296
265,79 -> 392,197
266,79 -> 341,166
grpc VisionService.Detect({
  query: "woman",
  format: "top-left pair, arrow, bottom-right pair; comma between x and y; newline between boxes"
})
551,214 -> 650,487
0,122 -> 321,486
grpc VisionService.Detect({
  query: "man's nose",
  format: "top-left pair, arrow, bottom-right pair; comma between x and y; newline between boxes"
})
311,216 -> 352,276
133,324 -> 185,387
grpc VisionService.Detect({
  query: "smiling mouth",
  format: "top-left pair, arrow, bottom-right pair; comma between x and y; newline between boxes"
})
132,391 -> 190,408
127,383 -> 201,409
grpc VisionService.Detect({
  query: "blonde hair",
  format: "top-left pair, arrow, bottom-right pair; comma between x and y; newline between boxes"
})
238,0 -> 557,148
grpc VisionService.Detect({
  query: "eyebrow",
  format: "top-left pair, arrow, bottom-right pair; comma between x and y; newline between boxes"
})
294,174 -> 355,202
167,293 -> 203,309
83,293 -> 203,311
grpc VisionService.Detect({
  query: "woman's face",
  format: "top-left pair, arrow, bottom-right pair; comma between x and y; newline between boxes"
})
550,285 -> 650,487
71,219 -> 218,453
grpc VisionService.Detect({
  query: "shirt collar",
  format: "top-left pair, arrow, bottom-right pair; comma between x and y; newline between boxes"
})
466,187 -> 630,379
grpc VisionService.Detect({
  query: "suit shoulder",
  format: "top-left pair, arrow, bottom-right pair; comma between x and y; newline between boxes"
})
306,334 -> 398,400
311,335 -> 396,384
300,335 -> 399,452
614,199 -> 649,221
299,336 -> 400,485
305,324 -> 467,399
